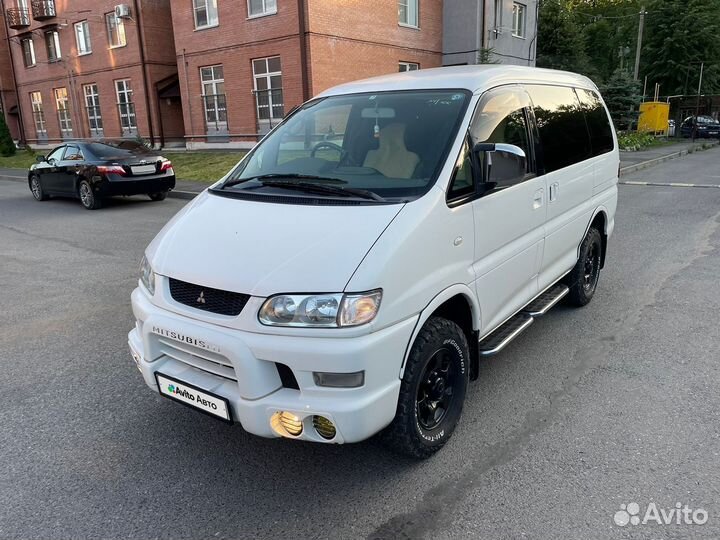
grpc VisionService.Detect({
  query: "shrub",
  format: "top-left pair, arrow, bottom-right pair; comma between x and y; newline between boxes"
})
617,132 -> 656,151
0,112 -> 16,157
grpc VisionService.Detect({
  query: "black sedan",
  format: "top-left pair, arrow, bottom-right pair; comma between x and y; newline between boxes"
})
679,115 -> 720,139
28,140 -> 176,210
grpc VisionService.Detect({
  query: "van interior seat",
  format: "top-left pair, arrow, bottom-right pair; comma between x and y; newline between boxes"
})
363,123 -> 420,179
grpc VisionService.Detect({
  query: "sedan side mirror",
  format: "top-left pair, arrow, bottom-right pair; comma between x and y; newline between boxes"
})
35,155 -> 46,163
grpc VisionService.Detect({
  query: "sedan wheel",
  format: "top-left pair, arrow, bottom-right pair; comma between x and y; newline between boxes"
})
30,175 -> 48,201
78,180 -> 102,210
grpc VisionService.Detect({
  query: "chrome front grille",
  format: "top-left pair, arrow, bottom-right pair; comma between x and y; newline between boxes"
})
157,337 -> 236,381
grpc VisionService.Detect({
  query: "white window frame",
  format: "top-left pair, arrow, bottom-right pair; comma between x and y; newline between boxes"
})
115,79 -> 137,133
75,21 -> 92,55
398,0 -> 419,28
193,0 -> 218,29
252,56 -> 284,121
512,2 -> 527,38
200,65 -> 227,130
21,37 -> 36,67
45,30 -> 61,62
399,61 -> 419,72
83,84 -> 103,136
30,91 -> 46,135
106,12 -> 126,48
247,0 -> 277,18
54,87 -> 73,136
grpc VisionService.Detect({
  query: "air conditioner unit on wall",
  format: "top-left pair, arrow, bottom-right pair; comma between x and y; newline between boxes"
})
115,4 -> 131,18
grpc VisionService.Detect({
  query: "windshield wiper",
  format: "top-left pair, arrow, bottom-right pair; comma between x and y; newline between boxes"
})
222,173 -> 347,189
258,179 -> 386,202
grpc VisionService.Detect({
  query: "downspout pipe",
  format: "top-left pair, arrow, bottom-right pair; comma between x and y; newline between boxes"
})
297,0 -> 309,101
132,0 -> 156,147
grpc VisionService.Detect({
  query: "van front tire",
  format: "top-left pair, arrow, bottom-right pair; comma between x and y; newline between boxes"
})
381,317 -> 469,459
566,227 -> 602,306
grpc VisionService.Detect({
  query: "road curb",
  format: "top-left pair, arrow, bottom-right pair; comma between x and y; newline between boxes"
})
619,141 -> 719,177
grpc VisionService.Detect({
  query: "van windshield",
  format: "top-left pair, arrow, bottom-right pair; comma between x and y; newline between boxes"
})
218,90 -> 470,202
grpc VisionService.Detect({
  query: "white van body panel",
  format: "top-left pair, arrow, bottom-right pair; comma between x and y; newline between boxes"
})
146,190 -> 404,298
129,66 -> 619,446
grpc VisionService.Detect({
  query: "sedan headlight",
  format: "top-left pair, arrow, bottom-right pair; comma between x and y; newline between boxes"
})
139,255 -> 155,296
259,290 -> 382,327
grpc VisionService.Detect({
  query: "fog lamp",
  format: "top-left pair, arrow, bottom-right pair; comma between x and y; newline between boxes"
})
312,416 -> 336,440
271,411 -> 303,437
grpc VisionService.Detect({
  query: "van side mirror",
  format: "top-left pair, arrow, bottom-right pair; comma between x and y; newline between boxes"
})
473,142 -> 527,188
35,155 -> 46,163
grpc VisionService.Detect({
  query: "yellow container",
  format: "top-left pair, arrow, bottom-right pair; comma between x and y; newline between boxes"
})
637,101 -> 670,134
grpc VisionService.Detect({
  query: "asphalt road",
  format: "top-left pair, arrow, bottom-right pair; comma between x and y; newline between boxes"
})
1,149 -> 720,539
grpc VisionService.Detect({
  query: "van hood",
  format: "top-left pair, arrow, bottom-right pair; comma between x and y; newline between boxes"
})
147,191 -> 404,297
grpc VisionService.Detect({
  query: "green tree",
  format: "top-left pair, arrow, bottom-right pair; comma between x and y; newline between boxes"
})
0,112 -> 15,157
641,0 -> 720,95
600,68 -> 643,130
536,0 -> 590,75
477,47 -> 500,65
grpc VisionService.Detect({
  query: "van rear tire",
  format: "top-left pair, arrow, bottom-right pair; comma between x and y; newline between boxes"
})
380,317 -> 469,459
565,227 -> 602,307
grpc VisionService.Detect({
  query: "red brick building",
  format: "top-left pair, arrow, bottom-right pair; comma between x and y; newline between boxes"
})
171,0 -> 443,148
1,0 -> 182,147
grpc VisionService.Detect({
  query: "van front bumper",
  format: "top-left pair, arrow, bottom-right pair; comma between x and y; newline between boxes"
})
128,287 -> 416,444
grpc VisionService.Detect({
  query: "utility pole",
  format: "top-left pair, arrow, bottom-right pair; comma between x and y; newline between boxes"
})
692,62 -> 704,141
633,6 -> 646,80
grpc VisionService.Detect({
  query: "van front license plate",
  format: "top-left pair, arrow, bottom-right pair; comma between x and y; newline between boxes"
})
155,372 -> 232,424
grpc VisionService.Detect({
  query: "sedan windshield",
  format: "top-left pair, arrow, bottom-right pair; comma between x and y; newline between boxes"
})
219,90 -> 470,201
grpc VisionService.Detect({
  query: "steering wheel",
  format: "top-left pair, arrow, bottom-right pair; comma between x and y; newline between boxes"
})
310,141 -> 357,166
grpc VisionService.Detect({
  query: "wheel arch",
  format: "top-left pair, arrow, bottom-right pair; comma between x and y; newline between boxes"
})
400,284 -> 481,380
580,206 -> 609,269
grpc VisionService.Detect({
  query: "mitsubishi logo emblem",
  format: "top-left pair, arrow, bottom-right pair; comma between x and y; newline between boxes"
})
196,291 -> 206,304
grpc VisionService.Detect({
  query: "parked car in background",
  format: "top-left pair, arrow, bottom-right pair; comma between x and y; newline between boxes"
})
679,115 -> 720,138
28,140 -> 175,210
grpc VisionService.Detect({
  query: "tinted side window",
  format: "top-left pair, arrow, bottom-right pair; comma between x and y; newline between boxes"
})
576,89 -> 614,156
470,87 -> 533,189
527,85 -> 591,173
63,145 -> 83,160
46,146 -> 65,162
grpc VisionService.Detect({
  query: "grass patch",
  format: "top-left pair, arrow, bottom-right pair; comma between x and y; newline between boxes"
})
0,148 -> 39,169
167,151 -> 246,182
0,148 -> 245,183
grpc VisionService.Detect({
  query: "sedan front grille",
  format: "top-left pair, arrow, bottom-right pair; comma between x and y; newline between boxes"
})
168,278 -> 249,316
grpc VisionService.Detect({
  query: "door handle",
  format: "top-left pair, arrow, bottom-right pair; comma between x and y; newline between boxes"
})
533,188 -> 544,209
549,182 -> 559,202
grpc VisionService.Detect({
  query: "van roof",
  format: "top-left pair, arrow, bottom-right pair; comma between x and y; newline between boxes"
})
317,65 -> 598,98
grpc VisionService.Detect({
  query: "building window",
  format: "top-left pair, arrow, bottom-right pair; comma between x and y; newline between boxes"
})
399,62 -> 419,72
252,56 -> 283,123
75,21 -> 91,55
54,88 -> 73,136
45,30 -> 61,62
512,2 -> 526,38
248,0 -> 276,18
115,79 -> 137,134
21,38 -> 36,67
106,12 -> 126,47
200,65 -> 227,131
193,0 -> 218,28
83,84 -> 103,136
30,92 -> 46,136
493,0 -> 503,37
398,0 -> 418,27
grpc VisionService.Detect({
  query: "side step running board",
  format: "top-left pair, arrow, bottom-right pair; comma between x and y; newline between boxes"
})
478,283 -> 569,357
522,283 -> 569,316
478,313 -> 533,357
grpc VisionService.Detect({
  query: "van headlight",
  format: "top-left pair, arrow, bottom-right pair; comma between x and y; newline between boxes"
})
139,255 -> 155,296
259,290 -> 382,327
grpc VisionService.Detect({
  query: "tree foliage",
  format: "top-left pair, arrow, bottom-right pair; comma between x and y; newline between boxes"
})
0,112 -> 15,157
600,68 -> 643,129
537,0 -> 720,96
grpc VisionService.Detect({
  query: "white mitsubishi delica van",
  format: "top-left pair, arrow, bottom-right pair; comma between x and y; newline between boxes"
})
128,66 -> 618,458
